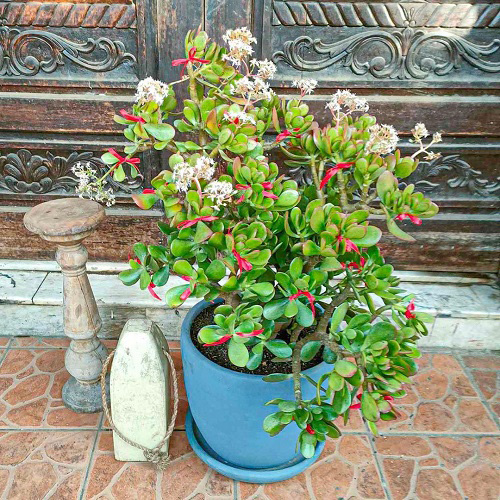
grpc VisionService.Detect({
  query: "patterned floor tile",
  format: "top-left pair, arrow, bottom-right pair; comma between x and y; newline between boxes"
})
237,435 -> 386,500
374,352 -> 498,433
0,349 -> 100,428
0,430 -> 96,499
375,435 -> 500,500
81,431 -> 216,500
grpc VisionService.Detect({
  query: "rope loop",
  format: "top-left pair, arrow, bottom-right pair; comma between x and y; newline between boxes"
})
100,342 -> 179,471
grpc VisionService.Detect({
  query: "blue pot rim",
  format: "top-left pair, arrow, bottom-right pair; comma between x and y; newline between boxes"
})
185,408 -> 326,483
182,299 -> 327,381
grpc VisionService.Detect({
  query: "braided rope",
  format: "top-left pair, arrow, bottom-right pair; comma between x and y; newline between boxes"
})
100,345 -> 179,470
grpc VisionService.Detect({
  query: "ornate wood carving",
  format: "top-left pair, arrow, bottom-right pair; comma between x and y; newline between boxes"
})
288,154 -> 500,199
272,1 -> 500,29
0,149 -> 143,194
273,27 -> 500,79
0,26 -> 136,76
0,2 -> 136,29
408,155 -> 500,197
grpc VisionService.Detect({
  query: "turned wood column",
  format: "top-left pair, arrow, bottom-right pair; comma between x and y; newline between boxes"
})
24,198 -> 109,413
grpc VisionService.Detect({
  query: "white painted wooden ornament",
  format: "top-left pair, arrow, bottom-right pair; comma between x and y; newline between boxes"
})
110,319 -> 171,461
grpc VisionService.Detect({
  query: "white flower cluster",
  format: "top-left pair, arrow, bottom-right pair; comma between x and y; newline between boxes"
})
222,27 -> 256,66
411,122 -> 429,141
365,124 -> 399,155
292,78 -> 318,95
410,123 -> 443,160
172,156 -> 215,192
326,90 -> 369,114
204,180 -> 234,208
230,76 -> 274,102
135,77 -> 170,106
224,110 -> 256,125
251,59 -> 277,80
72,162 -> 116,207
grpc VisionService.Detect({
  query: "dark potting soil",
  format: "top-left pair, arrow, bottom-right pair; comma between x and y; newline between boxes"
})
190,304 -> 323,375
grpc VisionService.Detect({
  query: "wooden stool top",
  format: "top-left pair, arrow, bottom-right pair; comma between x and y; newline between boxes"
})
24,198 -> 105,242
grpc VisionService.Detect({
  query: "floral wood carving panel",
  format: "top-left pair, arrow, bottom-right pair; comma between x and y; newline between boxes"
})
0,26 -> 136,77
264,0 -> 500,86
0,149 -> 143,194
288,154 -> 500,200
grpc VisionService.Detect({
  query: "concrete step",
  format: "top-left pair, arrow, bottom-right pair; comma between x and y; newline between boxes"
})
0,259 -> 498,349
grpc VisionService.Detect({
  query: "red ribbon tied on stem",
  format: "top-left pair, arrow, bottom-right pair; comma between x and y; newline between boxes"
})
395,213 -> 422,225
119,109 -> 145,124
275,128 -> 301,143
404,299 -> 416,320
108,148 -> 141,171
203,329 -> 264,347
177,216 -> 218,229
172,47 -> 210,77
232,249 -> 253,276
319,162 -> 354,189
289,290 -> 316,317
235,183 -> 278,203
179,275 -> 196,301
337,235 -> 360,254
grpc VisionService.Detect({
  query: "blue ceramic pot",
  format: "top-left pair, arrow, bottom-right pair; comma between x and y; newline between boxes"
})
181,299 -> 330,470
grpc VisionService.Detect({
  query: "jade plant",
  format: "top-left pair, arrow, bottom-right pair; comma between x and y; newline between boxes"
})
82,28 -> 441,458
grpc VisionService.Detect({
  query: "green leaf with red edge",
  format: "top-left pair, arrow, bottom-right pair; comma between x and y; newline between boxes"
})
361,392 -> 380,422
165,284 -> 189,307
334,360 -> 358,378
132,193 -> 157,210
387,217 -> 416,242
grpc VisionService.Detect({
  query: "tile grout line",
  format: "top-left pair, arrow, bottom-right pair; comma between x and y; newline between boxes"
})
0,338 -> 11,366
455,353 -> 500,430
362,417 -> 393,500
79,412 -> 105,500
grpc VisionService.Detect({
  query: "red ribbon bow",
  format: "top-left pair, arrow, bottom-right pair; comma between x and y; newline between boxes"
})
108,148 -> 141,171
404,299 -> 416,319
320,162 -> 354,189
235,183 -> 277,203
275,128 -> 301,143
350,393 -> 394,410
203,329 -> 264,347
119,109 -> 145,124
172,47 -> 210,76
177,216 -> 218,229
232,249 -> 253,276
395,213 -> 422,225
338,235 -> 360,254
289,290 -> 316,317
341,257 -> 366,271
142,188 -> 156,194
147,282 -> 161,301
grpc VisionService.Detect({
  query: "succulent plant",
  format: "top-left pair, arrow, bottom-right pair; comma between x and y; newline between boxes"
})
87,28 -> 442,458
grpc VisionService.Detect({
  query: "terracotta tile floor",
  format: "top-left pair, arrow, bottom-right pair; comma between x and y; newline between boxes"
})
0,339 -> 498,500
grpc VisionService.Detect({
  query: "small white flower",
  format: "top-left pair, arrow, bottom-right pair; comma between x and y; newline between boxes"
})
204,180 -> 234,208
251,59 -> 277,79
365,124 -> 399,155
222,27 -> 256,66
224,110 -> 256,125
194,156 -> 215,180
172,162 -> 196,192
135,77 -> 170,106
412,123 -> 429,141
292,78 -> 318,95
432,132 -> 442,143
172,157 -> 215,192
230,76 -> 274,102
72,162 -> 116,206
326,90 -> 369,114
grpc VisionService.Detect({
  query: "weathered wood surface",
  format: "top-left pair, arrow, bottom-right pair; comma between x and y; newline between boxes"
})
2,207 -> 498,272
0,0 -> 499,271
23,198 -> 109,412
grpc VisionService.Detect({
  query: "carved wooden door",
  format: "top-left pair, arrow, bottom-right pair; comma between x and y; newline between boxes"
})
1,0 -> 499,272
